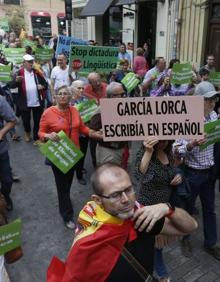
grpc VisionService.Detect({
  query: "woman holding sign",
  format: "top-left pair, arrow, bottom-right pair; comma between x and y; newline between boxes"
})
38,85 -> 102,229
135,137 -> 182,282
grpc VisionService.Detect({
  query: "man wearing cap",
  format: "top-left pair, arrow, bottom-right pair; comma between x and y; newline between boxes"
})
16,54 -> 48,143
174,81 -> 220,260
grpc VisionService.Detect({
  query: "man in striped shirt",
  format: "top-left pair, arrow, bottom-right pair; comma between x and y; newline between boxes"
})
174,81 -> 220,260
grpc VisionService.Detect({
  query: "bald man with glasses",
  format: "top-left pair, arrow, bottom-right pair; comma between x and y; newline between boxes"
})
47,163 -> 197,282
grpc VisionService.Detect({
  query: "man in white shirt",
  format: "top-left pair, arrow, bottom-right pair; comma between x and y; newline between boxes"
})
51,53 -> 70,97
16,54 -> 47,143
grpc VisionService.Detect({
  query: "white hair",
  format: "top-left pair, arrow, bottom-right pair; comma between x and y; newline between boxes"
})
71,80 -> 84,88
106,82 -> 123,98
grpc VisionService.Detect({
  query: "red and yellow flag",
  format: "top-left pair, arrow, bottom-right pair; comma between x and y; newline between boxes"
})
47,201 -> 138,282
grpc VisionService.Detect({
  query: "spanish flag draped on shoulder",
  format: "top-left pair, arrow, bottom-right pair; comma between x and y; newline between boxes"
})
47,201 -> 139,282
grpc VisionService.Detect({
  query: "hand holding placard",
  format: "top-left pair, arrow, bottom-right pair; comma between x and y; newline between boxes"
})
100,96 -> 204,141
44,132 -> 60,142
39,131 -> 83,174
0,219 -> 22,256
200,119 -> 220,150
143,136 -> 159,153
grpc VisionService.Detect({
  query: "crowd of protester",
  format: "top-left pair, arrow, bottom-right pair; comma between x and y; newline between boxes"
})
0,30 -> 220,282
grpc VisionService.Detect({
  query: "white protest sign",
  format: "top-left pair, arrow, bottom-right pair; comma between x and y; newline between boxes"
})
100,96 -> 204,141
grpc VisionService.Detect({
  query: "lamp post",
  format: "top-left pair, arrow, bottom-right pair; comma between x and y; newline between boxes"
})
65,0 -> 72,36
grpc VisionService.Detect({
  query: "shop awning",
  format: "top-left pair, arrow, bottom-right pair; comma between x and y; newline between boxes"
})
80,0 -> 150,17
115,0 -> 137,5
80,0 -> 114,17
57,13 -> 65,18
30,11 -> 50,17
115,0 -> 155,4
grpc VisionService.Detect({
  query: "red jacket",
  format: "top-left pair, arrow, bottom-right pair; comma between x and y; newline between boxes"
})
17,67 -> 48,111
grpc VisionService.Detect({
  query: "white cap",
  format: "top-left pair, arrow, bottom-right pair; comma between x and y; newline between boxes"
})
23,54 -> 34,61
194,81 -> 220,98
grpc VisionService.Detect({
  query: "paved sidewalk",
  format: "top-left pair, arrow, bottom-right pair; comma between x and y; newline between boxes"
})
4,267 -> 10,282
166,183 -> 220,281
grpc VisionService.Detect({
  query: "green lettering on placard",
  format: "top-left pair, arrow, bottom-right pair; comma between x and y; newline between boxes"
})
209,72 -> 220,87
35,48 -> 54,62
0,65 -> 11,82
171,63 -> 192,85
4,48 -> 25,64
0,219 -> 22,255
39,131 -> 83,174
200,119 -> 220,150
121,72 -> 140,93
74,100 -> 98,123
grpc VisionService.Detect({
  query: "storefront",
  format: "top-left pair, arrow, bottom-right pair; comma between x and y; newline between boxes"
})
103,6 -> 123,46
30,11 -> 51,41
80,0 -> 157,61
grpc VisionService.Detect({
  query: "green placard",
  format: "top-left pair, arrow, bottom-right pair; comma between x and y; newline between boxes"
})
39,131 -> 83,174
171,63 -> 192,85
0,44 -> 5,51
35,48 -> 53,62
0,219 -> 22,255
200,119 -> 220,150
0,18 -> 9,32
21,39 -> 37,52
69,45 -> 119,74
74,100 -> 98,123
0,65 -> 11,82
121,72 -> 140,93
209,72 -> 220,87
4,48 -> 25,64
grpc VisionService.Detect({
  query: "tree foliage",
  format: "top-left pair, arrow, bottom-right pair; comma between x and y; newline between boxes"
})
3,6 -> 25,36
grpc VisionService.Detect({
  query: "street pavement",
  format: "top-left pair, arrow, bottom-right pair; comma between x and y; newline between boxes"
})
5,124 -> 220,282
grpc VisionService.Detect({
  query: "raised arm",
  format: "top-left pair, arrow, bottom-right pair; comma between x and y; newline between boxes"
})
139,137 -> 158,174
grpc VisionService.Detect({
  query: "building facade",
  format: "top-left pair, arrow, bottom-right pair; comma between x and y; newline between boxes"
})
0,0 -> 66,40
71,0 -> 95,41
166,0 -> 220,70
23,0 -> 66,40
77,0 -> 220,70
1,0 -> 219,70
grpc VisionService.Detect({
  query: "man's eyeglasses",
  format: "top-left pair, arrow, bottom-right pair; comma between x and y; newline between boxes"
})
112,92 -> 125,98
97,185 -> 135,201
205,97 -> 219,103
